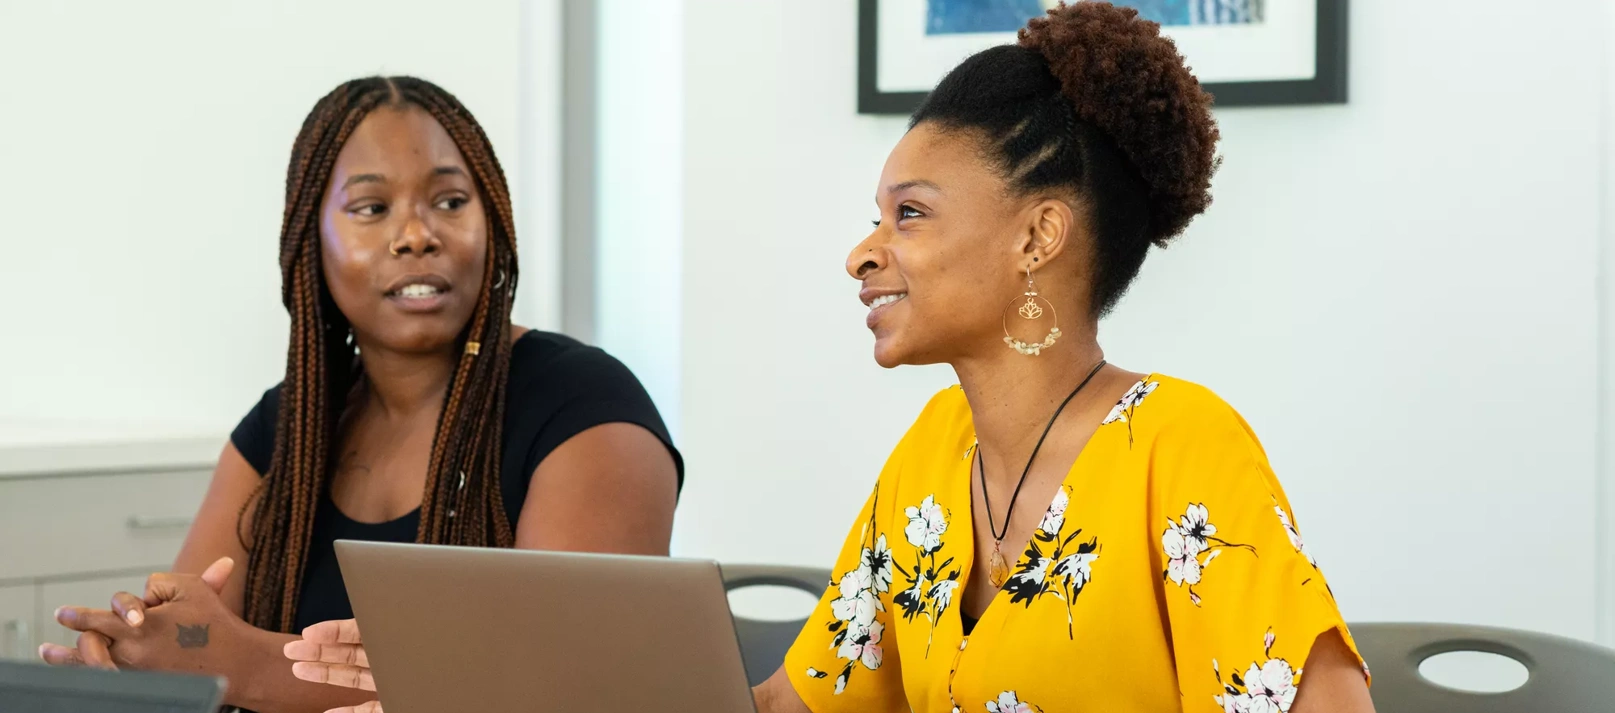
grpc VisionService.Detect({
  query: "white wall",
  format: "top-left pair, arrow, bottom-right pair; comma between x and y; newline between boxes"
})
1597,0 -> 1615,647
0,0 -> 558,434
595,0 -> 685,439
662,0 -> 1608,643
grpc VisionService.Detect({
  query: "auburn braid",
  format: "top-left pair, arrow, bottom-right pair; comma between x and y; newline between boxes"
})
240,76 -> 519,633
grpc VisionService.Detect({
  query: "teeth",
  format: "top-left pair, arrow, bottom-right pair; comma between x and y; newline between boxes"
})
397,284 -> 441,298
869,293 -> 907,310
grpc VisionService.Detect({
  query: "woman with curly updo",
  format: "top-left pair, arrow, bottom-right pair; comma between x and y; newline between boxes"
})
753,4 -> 1374,712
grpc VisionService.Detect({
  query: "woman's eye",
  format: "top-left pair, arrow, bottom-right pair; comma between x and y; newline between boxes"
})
898,205 -> 923,220
436,196 -> 469,211
352,204 -> 386,217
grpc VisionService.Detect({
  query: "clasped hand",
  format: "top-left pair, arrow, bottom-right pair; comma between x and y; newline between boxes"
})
40,557 -> 241,673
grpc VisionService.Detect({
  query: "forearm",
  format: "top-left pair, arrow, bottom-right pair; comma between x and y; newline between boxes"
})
753,668 -> 812,713
224,626 -> 375,713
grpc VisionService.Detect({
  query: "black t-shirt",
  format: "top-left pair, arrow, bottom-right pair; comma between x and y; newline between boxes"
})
230,330 -> 683,632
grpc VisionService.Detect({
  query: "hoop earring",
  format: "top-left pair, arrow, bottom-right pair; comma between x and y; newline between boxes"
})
491,270 -> 506,290
388,243 -> 401,257
1003,268 -> 1061,356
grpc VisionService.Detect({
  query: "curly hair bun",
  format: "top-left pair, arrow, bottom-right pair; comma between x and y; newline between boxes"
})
1018,2 -> 1218,246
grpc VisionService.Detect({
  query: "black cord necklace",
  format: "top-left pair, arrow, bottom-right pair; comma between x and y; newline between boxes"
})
978,358 -> 1107,588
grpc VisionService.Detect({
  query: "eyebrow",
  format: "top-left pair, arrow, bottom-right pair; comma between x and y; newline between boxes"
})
884,179 -> 942,195
341,173 -> 386,189
339,166 -> 467,190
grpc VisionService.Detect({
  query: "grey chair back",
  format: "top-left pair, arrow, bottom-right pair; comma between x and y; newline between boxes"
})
720,564 -> 831,687
1352,622 -> 1615,712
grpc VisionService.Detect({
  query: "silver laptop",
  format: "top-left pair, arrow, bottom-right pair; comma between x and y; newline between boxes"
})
335,540 -> 758,712
0,660 -> 224,713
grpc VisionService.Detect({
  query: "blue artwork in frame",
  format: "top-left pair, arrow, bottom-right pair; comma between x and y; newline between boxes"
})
860,0 -> 1344,113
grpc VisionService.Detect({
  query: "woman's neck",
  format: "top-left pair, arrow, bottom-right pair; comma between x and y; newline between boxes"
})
952,328 -> 1109,479
355,344 -> 458,421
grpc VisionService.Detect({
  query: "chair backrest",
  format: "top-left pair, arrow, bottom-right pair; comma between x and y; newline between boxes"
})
1351,622 -> 1615,712
720,564 -> 831,687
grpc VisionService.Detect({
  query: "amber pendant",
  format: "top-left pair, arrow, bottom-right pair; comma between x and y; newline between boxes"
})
989,544 -> 1011,588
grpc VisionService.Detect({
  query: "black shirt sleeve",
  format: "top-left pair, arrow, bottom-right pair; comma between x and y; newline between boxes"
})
230,384 -> 282,476
508,343 -> 685,495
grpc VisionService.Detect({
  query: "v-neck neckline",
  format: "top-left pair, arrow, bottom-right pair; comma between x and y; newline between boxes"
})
949,377 -> 1144,638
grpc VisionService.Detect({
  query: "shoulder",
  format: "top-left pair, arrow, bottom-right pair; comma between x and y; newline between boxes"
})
506,329 -> 645,400
500,329 -> 681,485
869,386 -> 974,495
899,385 -> 974,453
1115,375 -> 1282,499
230,383 -> 285,477
1107,374 -> 1260,452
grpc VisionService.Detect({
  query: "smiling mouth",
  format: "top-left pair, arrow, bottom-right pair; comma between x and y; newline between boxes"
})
868,293 -> 907,311
389,284 -> 447,299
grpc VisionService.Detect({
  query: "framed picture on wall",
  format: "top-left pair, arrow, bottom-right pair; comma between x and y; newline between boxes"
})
857,0 -> 1348,114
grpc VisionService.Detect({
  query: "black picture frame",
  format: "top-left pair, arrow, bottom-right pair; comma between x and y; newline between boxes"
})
857,0 -> 1348,114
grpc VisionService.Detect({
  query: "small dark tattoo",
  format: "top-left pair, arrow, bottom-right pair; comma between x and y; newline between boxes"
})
176,624 -> 209,649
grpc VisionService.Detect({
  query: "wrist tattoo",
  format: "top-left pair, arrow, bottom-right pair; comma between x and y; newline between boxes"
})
176,624 -> 210,649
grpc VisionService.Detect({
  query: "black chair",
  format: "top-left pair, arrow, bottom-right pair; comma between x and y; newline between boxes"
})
721,564 -> 831,687
1351,622 -> 1615,712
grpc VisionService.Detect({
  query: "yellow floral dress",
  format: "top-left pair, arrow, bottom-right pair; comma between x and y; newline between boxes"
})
784,375 -> 1367,712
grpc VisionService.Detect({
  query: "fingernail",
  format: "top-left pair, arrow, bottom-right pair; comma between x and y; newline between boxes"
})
54,607 -> 71,622
126,610 -> 143,626
37,644 -> 48,660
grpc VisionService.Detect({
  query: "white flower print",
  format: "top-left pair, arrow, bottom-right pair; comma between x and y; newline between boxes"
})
1011,555 -> 1052,587
904,495 -> 948,554
835,619 -> 884,672
1102,379 -> 1159,425
830,584 -> 878,629
1214,631 -> 1300,713
1053,550 -> 1098,589
1215,690 -> 1252,713
1006,491 -> 1102,640
1163,528 -> 1203,586
896,569 -> 928,611
862,533 -> 894,594
986,691 -> 1042,713
817,489 -> 894,696
928,578 -> 960,616
892,494 -> 962,657
1178,503 -> 1216,548
1162,503 -> 1254,606
1039,487 -> 1069,534
1274,502 -> 1318,568
1244,658 -> 1298,713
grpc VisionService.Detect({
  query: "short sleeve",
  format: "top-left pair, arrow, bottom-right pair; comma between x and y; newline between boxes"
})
783,483 -> 907,713
1150,410 -> 1366,712
514,346 -> 684,491
229,384 -> 281,476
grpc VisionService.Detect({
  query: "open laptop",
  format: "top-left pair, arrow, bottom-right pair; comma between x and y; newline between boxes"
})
335,540 -> 758,712
0,660 -> 224,713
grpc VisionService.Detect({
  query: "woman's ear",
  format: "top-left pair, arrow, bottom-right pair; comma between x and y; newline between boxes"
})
1018,198 -> 1078,270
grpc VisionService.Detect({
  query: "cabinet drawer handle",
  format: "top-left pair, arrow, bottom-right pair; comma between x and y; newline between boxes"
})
126,515 -> 193,531
3,619 -> 30,660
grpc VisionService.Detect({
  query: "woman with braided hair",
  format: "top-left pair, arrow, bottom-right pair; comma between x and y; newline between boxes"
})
750,4 -> 1373,712
40,76 -> 682,713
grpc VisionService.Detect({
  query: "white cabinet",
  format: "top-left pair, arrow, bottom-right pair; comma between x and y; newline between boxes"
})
0,433 -> 218,662
0,583 -> 35,661
37,574 -> 154,651
0,469 -> 209,580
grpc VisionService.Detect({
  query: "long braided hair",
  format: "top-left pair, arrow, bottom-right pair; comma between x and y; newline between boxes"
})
241,76 -> 519,633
